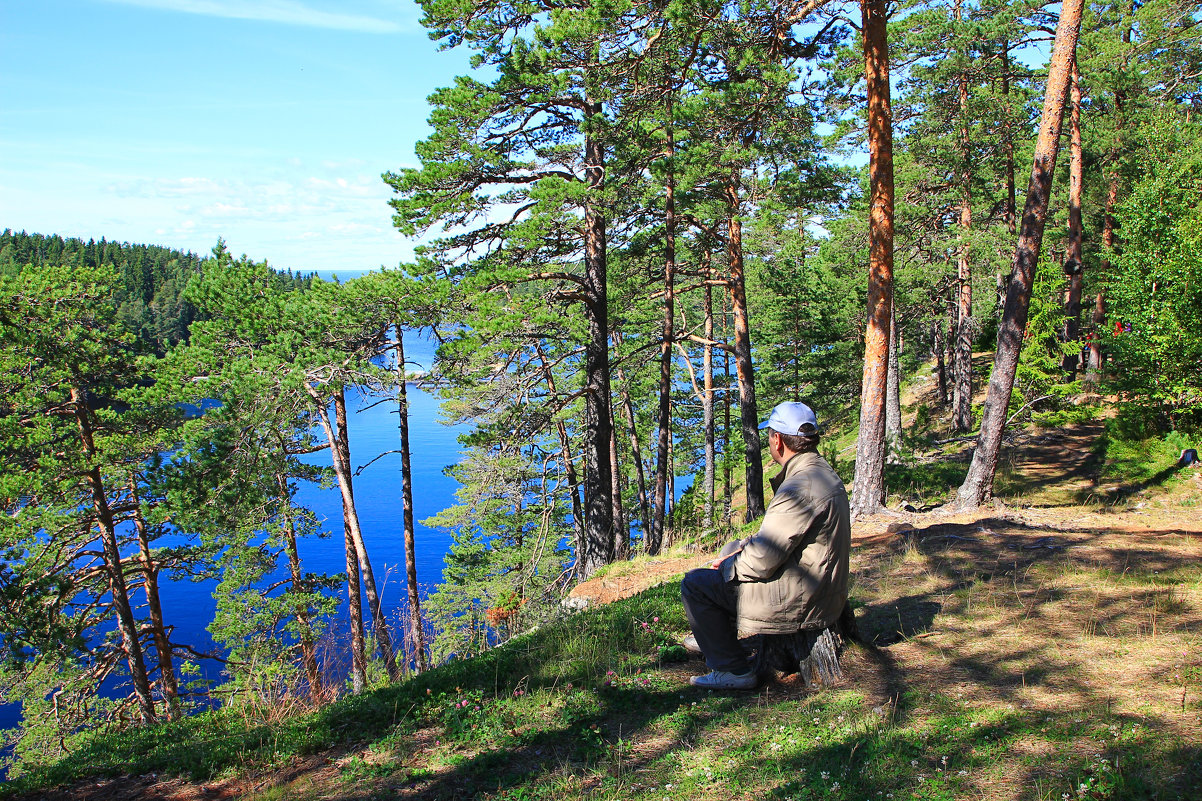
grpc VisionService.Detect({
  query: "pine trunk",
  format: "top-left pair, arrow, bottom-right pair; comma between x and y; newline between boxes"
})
535,342 -> 588,552
1087,174 -> 1118,380
611,332 -> 650,540
128,476 -> 181,720
722,301 -> 734,524
395,332 -> 428,673
307,384 -> 396,683
703,282 -> 716,536
276,472 -> 324,700
651,101 -> 676,554
72,388 -> 156,725
560,419 -> 586,543
333,390 -> 399,680
933,317 -> 949,406
886,307 -> 902,455
953,9 -> 974,433
343,522 -> 367,693
610,411 -> 628,560
851,0 -> 895,518
579,118 -> 615,578
1062,59 -> 1084,378
726,183 -> 765,522
1002,40 -> 1017,235
1089,85 -> 1123,382
957,0 -> 1084,508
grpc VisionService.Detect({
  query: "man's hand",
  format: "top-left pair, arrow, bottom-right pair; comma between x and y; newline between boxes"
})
709,547 -> 743,570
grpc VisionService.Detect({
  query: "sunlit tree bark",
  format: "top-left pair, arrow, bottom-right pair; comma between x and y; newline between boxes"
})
958,0 -> 1085,508
850,0 -> 895,517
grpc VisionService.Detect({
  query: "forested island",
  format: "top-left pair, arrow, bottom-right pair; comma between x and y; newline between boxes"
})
2,0 -> 1201,797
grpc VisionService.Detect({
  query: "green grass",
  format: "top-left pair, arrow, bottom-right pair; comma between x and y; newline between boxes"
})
1097,428 -> 1197,487
1,583 -> 692,795
8,528 -> 1201,801
883,458 -> 970,508
9,373 -> 1202,800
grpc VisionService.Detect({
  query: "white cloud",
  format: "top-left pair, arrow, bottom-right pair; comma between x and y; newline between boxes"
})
305,175 -> 377,197
154,177 -> 225,197
203,201 -> 253,217
102,0 -> 407,33
4,157 -> 415,272
328,221 -> 386,235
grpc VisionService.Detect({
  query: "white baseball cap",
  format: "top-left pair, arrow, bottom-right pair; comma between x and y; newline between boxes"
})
759,401 -> 819,435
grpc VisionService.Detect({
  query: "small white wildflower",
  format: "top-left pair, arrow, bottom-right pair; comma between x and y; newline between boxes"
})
821,771 -> 830,780
831,782 -> 840,792
958,770 -> 968,776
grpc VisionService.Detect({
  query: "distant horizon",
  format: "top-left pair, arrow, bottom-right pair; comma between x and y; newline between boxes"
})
3,225 -> 388,282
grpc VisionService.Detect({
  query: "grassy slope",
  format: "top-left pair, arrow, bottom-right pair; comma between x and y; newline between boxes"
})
11,508 -> 1202,800
8,365 -> 1202,800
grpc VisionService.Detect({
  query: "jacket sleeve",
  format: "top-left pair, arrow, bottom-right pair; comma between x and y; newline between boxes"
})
720,478 -> 817,583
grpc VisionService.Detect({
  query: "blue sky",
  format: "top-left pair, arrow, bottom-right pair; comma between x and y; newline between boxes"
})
0,0 -> 474,274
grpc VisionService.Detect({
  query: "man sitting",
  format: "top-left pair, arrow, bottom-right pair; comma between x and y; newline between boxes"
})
681,401 -> 851,689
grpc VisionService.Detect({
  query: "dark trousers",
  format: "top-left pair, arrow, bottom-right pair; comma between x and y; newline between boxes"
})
681,542 -> 750,674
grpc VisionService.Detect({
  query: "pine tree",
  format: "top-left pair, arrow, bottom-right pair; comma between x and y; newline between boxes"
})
958,0 -> 1085,508
0,262 -> 172,763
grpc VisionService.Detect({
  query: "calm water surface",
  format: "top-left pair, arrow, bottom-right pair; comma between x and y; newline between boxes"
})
0,334 -> 465,761
0,329 -> 693,770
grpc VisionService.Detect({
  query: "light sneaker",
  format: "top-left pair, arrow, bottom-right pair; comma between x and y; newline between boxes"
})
688,669 -> 757,690
682,634 -> 702,655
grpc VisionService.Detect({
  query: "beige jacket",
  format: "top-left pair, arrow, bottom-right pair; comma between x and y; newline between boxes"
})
719,450 -> 851,634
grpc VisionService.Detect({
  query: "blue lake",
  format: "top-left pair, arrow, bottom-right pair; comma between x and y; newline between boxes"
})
0,328 -> 693,771
154,380 -> 467,665
0,334 -> 467,764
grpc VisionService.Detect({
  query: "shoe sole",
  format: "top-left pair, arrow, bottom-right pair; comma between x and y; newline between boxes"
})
688,677 -> 757,690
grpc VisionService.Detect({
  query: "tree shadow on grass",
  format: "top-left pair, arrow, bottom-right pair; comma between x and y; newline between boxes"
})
835,515 -> 1202,799
1087,460 -> 1194,505
310,684 -> 757,800
18,524 -> 1202,801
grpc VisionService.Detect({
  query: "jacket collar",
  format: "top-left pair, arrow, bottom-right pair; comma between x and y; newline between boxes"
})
769,450 -> 820,492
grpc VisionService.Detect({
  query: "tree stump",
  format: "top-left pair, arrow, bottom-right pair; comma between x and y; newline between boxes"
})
747,602 -> 859,690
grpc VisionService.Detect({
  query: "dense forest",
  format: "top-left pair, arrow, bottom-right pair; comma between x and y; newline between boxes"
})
2,0 -> 1201,781
0,231 -> 312,355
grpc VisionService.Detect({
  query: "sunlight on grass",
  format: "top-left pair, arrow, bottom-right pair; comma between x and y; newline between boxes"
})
9,511 -> 1202,801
